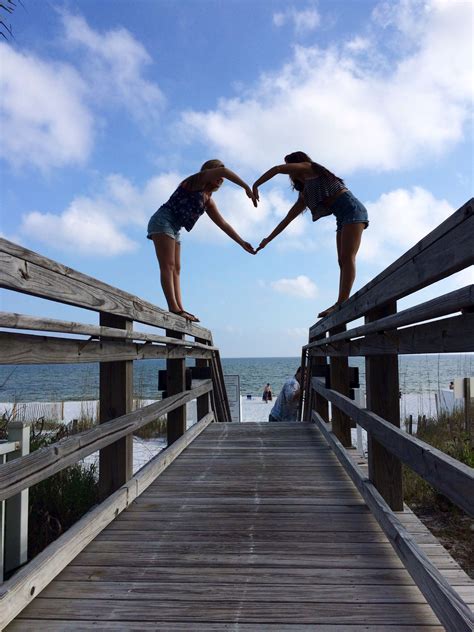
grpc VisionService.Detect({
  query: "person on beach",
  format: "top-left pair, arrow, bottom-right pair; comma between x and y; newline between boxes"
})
147,159 -> 257,322
253,151 -> 369,318
269,367 -> 302,422
262,383 -> 272,403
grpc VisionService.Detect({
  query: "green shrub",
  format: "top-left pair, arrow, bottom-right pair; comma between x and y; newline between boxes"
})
27,423 -> 99,560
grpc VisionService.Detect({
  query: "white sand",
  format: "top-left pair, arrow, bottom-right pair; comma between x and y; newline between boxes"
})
1,391 -> 461,467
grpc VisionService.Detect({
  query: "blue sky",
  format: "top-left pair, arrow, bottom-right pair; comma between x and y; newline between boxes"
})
1,0 -> 473,357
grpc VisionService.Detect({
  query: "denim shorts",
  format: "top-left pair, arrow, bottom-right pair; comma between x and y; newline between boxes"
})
147,206 -> 181,243
330,191 -> 369,232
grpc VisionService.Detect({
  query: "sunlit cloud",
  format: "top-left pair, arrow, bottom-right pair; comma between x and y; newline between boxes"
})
273,5 -> 321,34
181,0 -> 472,174
361,186 -> 454,264
0,43 -> 93,170
271,275 -> 318,298
60,11 -> 164,125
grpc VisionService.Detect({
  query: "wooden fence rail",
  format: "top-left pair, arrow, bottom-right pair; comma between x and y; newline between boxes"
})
301,197 -> 474,632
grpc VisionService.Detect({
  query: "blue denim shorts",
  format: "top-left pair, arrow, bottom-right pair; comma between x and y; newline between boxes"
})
330,191 -> 369,232
147,206 -> 181,243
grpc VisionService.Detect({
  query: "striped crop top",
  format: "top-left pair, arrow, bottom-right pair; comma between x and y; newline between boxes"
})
304,174 -> 345,221
163,185 -> 207,232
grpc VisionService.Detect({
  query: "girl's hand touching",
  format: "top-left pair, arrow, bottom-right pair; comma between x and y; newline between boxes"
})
252,184 -> 259,203
241,240 -> 256,254
245,186 -> 258,207
256,236 -> 270,253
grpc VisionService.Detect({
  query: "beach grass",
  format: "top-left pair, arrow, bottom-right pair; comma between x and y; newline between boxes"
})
403,410 -> 474,578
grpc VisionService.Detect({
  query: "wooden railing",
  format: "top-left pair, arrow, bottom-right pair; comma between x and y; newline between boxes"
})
300,198 -> 474,631
0,237 -> 231,626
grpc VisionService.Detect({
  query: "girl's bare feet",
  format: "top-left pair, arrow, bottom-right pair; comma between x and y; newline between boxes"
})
170,309 -> 200,322
317,303 -> 339,318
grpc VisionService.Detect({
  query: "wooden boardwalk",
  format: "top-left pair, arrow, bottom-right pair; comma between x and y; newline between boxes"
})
6,422 -> 473,631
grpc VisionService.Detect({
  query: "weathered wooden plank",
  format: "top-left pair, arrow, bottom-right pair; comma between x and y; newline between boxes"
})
308,314 -> 474,356
5,622 -> 447,631
0,331 -> 213,364
12,598 -> 443,624
0,312 -> 217,350
0,238 -> 212,340
310,199 -> 474,336
313,412 -> 474,632
56,563 -> 470,584
0,413 -> 213,630
0,381 -> 213,501
306,285 -> 474,349
312,378 -> 474,516
39,580 -> 471,604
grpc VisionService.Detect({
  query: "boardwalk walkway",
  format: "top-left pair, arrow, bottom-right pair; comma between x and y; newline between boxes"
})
6,422 -> 474,630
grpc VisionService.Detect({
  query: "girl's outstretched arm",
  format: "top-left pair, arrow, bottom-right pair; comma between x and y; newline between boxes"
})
205,198 -> 255,254
252,162 -> 311,200
256,195 -> 306,252
200,167 -> 258,207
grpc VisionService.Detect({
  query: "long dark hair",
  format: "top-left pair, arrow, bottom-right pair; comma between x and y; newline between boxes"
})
284,151 -> 343,192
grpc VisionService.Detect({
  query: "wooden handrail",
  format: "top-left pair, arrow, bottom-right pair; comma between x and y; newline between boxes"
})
0,238 -> 212,341
311,378 -> 474,516
307,313 -> 473,356
0,331 -> 214,364
0,312 -> 218,350
309,199 -> 473,338
0,381 -> 213,502
305,285 -> 474,349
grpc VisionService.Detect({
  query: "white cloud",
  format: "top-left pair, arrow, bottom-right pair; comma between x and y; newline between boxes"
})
0,43 -> 93,170
270,275 -> 318,298
21,206 -> 137,256
181,0 -> 473,174
60,12 -> 164,125
18,171 -> 182,256
273,6 -> 321,34
0,13 -> 164,171
361,186 -> 453,263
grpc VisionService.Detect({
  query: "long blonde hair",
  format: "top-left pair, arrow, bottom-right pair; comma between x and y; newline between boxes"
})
183,159 -> 225,190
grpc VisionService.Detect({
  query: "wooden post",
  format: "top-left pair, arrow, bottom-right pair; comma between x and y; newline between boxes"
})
166,329 -> 187,444
99,314 -> 133,499
306,334 -> 330,423
298,348 -> 307,421
4,421 -> 30,576
195,337 -> 210,422
329,326 -> 351,446
365,302 -> 403,511
463,378 -> 473,448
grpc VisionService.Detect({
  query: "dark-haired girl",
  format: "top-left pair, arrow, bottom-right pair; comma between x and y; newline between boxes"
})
147,159 -> 257,322
253,151 -> 368,318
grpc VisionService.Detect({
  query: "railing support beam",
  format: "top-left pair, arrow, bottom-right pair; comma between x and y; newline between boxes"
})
99,314 -> 133,499
3,422 -> 30,578
166,330 -> 187,443
196,337 -> 210,421
329,326 -> 351,446
365,302 -> 403,510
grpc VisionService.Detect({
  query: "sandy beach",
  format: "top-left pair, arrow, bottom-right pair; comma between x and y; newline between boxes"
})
2,389 -> 463,470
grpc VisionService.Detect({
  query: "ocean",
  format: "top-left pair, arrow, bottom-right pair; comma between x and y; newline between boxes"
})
0,355 -> 472,403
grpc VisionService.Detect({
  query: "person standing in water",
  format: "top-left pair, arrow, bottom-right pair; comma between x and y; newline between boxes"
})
147,160 -> 257,322
253,151 -> 368,318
